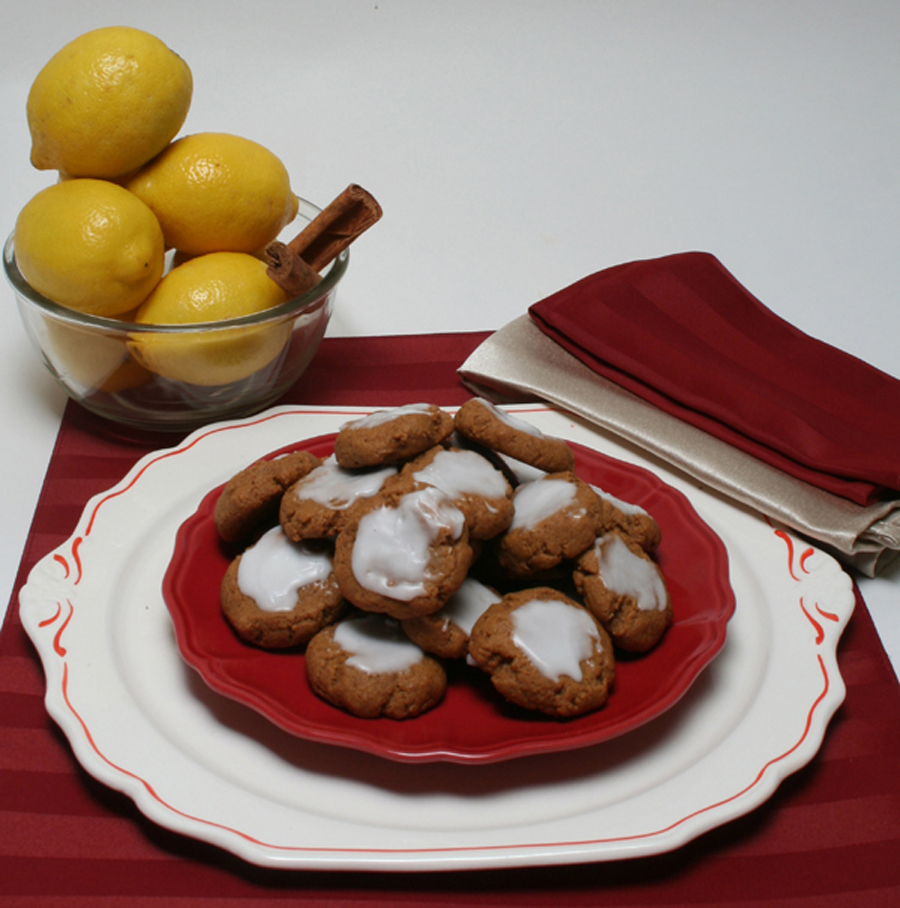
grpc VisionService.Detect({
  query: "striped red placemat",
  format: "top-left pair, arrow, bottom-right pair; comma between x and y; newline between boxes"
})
2,331 -> 899,905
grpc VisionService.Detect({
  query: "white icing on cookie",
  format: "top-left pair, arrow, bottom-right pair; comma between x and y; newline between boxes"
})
351,487 -> 465,601
290,456 -> 397,509
438,578 -> 501,635
595,534 -> 667,611
237,527 -> 332,612
342,402 -> 435,431
475,398 -> 545,437
509,478 -> 577,530
334,614 -> 424,673
591,484 -> 647,517
412,448 -> 508,500
511,598 -> 600,682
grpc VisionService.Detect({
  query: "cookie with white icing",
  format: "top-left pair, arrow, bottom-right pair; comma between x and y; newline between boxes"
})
280,456 -> 400,540
468,587 -> 615,718
454,397 -> 574,474
401,577 -> 502,659
400,445 -> 514,541
214,450 -> 322,545
333,403 -> 454,469
495,472 -> 603,578
333,485 -> 474,620
593,486 -> 662,553
573,531 -> 672,652
220,527 -> 346,648
305,613 -> 447,719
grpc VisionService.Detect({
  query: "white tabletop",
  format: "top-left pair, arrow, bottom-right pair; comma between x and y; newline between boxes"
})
2,1 -> 898,677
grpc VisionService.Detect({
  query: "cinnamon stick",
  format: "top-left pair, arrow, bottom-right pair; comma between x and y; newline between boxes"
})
288,183 -> 383,272
264,241 -> 321,298
265,183 -> 382,297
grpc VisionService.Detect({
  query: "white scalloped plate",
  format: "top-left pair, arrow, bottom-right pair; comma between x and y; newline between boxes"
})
19,405 -> 855,871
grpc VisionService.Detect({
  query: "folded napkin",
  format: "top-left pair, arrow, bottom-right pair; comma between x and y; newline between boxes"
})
528,252 -> 900,505
460,259 -> 900,575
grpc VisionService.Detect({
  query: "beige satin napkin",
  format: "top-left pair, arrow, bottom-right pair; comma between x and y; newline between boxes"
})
458,315 -> 900,576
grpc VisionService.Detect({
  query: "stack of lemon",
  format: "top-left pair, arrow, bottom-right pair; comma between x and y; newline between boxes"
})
14,26 -> 303,386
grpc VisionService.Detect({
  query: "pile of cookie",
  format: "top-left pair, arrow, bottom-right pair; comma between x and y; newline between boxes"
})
213,399 -> 672,721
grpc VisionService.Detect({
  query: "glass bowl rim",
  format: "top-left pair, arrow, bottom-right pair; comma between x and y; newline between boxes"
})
2,196 -> 348,336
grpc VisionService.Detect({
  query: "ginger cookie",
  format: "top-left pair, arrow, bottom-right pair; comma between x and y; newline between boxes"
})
306,613 -> 447,719
574,531 -> 672,652
454,397 -> 574,473
220,527 -> 345,648
468,587 -> 615,718
333,403 -> 454,468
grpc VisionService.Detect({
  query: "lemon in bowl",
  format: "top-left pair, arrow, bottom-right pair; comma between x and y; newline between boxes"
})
14,178 -> 166,317
129,252 -> 294,387
126,132 -> 299,256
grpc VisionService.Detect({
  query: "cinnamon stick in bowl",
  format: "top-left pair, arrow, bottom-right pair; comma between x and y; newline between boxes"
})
265,184 -> 382,297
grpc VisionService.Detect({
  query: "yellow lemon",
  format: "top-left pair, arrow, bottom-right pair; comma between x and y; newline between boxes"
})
27,26 -> 192,179
40,316 -> 151,396
129,252 -> 291,386
126,132 -> 299,256
14,179 -> 166,316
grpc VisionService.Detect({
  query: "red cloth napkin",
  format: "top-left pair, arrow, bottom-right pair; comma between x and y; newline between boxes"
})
3,331 -> 900,905
529,252 -> 900,505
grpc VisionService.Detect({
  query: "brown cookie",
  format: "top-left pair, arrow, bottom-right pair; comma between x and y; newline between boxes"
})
214,450 -> 321,544
220,528 -> 346,648
573,532 -> 672,652
454,398 -> 575,473
401,577 -> 502,659
495,472 -> 603,577
333,486 -> 474,620
333,403 -> 454,468
593,486 -> 662,553
280,457 -> 400,540
400,445 -> 514,540
468,587 -> 615,718
305,614 -> 447,719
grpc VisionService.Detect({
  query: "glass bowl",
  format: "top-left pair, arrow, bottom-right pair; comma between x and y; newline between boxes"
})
4,197 -> 347,432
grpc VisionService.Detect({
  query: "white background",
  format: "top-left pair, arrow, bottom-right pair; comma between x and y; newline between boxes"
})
1,1 -> 898,672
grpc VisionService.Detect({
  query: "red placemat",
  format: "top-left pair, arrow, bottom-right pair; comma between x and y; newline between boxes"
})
3,331 -> 900,906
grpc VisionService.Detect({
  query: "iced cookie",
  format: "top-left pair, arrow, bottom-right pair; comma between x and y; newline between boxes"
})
213,450 -> 321,544
401,577 -> 502,659
333,485 -> 474,620
573,532 -> 672,652
220,526 -> 345,648
593,486 -> 662,553
467,587 -> 615,718
333,403 -> 454,469
401,445 -> 514,540
280,456 -> 399,540
495,472 -> 603,577
454,397 -> 575,473
305,613 -> 447,719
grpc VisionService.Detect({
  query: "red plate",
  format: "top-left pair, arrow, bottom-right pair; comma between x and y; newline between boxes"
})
164,434 -> 735,764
